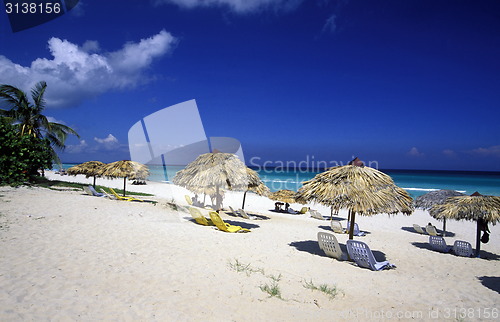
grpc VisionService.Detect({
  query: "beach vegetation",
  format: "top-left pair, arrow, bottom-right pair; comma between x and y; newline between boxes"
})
303,279 -> 342,300
228,259 -> 265,276
0,81 -> 79,166
0,122 -> 53,185
259,281 -> 282,299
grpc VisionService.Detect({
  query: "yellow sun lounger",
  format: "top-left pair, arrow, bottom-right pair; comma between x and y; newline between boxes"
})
188,207 -> 214,226
109,188 -> 144,202
209,211 -> 250,233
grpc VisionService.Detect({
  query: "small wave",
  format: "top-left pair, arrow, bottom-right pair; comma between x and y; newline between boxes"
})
262,179 -> 301,184
403,187 -> 466,193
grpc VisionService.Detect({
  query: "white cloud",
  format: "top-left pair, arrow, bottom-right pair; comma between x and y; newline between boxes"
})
66,140 -> 88,154
94,134 -> 120,151
322,13 -> 337,33
94,134 -> 118,144
469,145 -> 500,157
442,149 -> 457,158
154,0 -> 303,13
407,147 -> 424,157
0,30 -> 177,108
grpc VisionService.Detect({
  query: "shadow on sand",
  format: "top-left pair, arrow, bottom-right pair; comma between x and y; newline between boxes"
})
401,226 -> 456,237
477,276 -> 500,294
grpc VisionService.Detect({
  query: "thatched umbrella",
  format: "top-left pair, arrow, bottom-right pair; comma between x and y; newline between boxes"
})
172,152 -> 259,210
430,192 -> 500,257
241,167 -> 270,209
67,161 -> 105,187
296,160 -> 413,240
98,160 -> 149,196
269,189 -> 300,204
415,189 -> 465,236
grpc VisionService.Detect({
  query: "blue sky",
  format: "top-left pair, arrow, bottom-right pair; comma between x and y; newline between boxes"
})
1,0 -> 499,171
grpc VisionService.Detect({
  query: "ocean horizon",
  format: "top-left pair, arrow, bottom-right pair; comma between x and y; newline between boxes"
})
56,163 -> 500,198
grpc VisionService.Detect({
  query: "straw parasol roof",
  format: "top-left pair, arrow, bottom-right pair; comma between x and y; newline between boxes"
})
269,189 -> 301,204
67,161 -> 106,187
429,192 -> 500,256
241,167 -> 270,209
98,160 -> 149,196
415,189 -> 466,236
172,152 -> 263,209
296,161 -> 413,239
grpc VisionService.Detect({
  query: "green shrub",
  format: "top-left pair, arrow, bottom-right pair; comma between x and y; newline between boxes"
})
0,122 -> 52,185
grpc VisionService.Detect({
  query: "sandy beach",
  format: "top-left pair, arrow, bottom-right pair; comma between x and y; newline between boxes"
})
0,172 -> 499,321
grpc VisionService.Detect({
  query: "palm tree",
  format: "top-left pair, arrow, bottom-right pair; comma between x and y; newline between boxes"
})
0,81 -> 79,165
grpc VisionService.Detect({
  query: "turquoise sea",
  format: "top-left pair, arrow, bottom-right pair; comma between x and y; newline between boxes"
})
58,163 -> 500,198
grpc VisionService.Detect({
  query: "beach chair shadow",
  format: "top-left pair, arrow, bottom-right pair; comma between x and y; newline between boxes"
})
477,276 -> 500,294
222,219 -> 260,229
411,242 -> 435,251
289,240 -> 326,257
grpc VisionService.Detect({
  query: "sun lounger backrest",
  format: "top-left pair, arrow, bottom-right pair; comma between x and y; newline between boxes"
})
100,188 -> 116,199
311,210 -> 324,220
346,240 -> 376,270
83,186 -> 93,196
189,207 -> 211,226
347,221 -> 364,236
299,207 -> 309,214
413,224 -> 426,234
331,220 -> 345,234
209,211 -> 230,232
453,240 -> 473,257
228,206 -> 238,216
317,232 -> 343,260
426,225 -> 438,236
185,195 -> 193,205
429,236 -> 450,253
89,185 -> 104,197
238,209 -> 250,219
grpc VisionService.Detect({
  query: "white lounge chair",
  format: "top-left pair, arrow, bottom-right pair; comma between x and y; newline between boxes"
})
310,209 -> 325,220
100,188 -> 117,200
453,240 -> 473,257
426,225 -> 439,236
317,232 -> 344,260
413,224 -> 426,234
346,240 -> 396,271
238,208 -> 257,220
228,206 -> 240,216
347,222 -> 365,236
429,236 -> 452,253
331,220 -> 347,234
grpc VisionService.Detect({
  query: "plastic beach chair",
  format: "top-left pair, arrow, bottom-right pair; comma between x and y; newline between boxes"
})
100,188 -> 117,200
87,185 -> 104,197
346,240 -> 396,271
426,225 -> 439,236
238,208 -> 257,220
310,210 -> 325,220
453,240 -> 473,257
299,207 -> 309,214
347,222 -> 366,236
317,232 -> 343,260
188,207 -> 214,226
83,186 -> 94,196
331,220 -> 347,234
429,236 -> 452,253
209,212 -> 250,233
413,224 -> 426,234
185,195 -> 193,205
109,188 -> 145,202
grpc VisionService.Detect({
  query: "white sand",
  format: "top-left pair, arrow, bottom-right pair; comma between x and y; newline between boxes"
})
0,172 -> 499,321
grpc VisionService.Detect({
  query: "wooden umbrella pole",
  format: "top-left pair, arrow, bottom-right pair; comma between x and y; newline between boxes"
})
123,177 -> 127,196
442,218 -> 447,237
475,220 -> 481,258
242,190 -> 248,210
93,176 -> 96,188
348,210 -> 355,240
